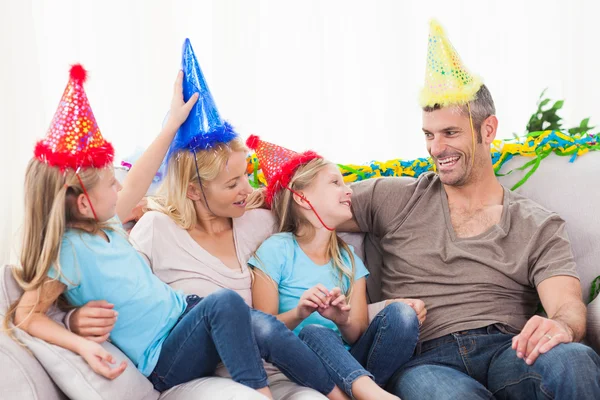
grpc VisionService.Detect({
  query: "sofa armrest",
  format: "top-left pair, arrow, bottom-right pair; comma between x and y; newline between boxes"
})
587,297 -> 600,352
0,332 -> 66,400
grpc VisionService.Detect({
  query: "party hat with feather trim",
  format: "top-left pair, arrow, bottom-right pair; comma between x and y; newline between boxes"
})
167,38 -> 237,161
246,135 -> 322,207
420,19 -> 483,108
34,64 -> 114,171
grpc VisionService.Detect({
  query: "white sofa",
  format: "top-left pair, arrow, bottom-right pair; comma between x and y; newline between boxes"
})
1,152 -> 599,400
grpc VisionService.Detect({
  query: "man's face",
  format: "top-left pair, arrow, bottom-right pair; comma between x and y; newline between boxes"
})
422,106 -> 481,187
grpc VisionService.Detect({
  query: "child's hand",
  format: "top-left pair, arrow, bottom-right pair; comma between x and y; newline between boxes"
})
386,298 -> 427,326
79,340 -> 127,380
296,284 -> 330,320
165,70 -> 199,131
318,287 -> 351,326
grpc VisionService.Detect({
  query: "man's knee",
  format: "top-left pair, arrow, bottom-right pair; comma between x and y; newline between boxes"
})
388,365 -> 492,400
537,342 -> 600,377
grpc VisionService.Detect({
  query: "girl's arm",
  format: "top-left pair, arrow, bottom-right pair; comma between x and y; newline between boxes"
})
329,278 -> 369,345
252,268 -> 329,330
14,280 -> 126,380
116,71 -> 198,222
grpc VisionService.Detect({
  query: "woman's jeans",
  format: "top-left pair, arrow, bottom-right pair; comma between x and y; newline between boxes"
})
149,289 -> 335,394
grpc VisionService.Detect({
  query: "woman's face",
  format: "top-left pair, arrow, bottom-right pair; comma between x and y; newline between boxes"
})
194,150 -> 254,218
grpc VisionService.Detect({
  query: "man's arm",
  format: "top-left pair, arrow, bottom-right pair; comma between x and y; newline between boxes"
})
539,275 -> 586,341
512,275 -> 585,365
337,216 -> 361,232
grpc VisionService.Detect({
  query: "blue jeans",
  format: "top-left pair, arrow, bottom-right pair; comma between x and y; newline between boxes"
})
387,324 -> 600,400
299,302 -> 420,397
150,289 -> 335,394
251,307 -> 335,394
149,290 -> 268,391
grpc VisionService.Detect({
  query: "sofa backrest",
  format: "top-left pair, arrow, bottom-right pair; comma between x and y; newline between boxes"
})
496,152 -> 600,302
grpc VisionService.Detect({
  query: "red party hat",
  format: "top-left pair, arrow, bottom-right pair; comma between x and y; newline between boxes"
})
34,64 -> 114,171
246,135 -> 321,206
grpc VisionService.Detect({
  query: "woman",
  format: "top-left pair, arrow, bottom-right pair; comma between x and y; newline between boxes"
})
69,136 -> 347,399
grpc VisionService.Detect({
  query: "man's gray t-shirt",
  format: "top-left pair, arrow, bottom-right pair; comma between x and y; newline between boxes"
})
351,172 -> 579,342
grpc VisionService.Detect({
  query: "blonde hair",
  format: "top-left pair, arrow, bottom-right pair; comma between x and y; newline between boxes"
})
265,158 -> 357,299
147,137 -> 249,230
4,158 -> 111,337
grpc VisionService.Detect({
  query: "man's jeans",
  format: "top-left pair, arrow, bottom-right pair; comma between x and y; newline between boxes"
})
387,324 -> 600,399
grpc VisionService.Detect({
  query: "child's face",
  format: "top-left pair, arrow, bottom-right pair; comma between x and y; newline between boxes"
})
86,168 -> 122,222
300,163 -> 352,229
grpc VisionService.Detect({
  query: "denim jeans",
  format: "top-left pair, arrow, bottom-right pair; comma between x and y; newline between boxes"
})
150,289 -> 336,395
299,302 -> 420,397
149,290 -> 268,391
251,308 -> 335,395
387,324 -> 600,400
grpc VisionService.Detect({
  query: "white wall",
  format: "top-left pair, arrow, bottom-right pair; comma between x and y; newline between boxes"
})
1,0 -> 599,264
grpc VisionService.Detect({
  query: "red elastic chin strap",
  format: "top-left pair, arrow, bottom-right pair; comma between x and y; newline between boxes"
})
284,186 -> 335,232
76,173 -> 98,221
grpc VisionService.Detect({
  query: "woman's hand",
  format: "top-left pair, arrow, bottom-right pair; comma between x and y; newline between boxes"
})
164,70 -> 199,131
70,300 -> 117,343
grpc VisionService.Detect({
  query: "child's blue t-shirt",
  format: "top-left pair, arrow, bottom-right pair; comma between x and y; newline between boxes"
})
48,220 -> 187,377
248,232 -> 369,338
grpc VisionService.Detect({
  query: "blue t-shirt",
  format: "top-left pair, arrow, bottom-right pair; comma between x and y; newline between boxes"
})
248,232 -> 369,338
48,220 -> 187,376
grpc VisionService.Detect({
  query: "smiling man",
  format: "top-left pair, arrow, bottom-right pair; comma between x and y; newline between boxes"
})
344,20 -> 600,399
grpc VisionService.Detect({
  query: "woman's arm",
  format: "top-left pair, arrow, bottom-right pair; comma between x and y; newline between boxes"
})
15,280 -> 126,379
116,71 -> 198,222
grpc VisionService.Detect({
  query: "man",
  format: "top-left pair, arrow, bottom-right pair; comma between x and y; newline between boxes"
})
345,20 -> 600,399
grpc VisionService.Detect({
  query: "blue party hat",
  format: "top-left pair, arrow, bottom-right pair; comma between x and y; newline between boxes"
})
168,38 -> 237,157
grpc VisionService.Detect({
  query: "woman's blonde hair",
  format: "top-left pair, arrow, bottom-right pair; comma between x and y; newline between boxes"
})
4,159 -> 111,337
147,137 -> 251,230
259,158 -> 357,299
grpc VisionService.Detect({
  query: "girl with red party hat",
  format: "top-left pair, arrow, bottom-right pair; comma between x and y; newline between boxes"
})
4,66 -> 276,397
248,135 -> 423,400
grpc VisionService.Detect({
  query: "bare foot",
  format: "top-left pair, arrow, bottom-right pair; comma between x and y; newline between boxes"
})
351,376 -> 400,400
256,386 -> 273,399
327,384 -> 350,400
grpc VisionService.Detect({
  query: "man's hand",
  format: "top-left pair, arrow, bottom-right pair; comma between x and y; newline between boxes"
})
512,315 -> 574,365
386,298 -> 427,326
70,300 -> 118,343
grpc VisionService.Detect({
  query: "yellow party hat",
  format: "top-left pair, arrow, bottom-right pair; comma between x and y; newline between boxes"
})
419,20 -> 483,108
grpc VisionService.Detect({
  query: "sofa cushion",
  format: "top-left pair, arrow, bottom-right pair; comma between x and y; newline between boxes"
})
0,265 -> 159,400
158,377 -> 265,400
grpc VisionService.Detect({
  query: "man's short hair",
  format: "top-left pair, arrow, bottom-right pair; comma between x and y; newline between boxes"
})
423,84 -> 496,143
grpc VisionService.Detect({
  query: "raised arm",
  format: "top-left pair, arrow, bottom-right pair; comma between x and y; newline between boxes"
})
116,71 -> 198,221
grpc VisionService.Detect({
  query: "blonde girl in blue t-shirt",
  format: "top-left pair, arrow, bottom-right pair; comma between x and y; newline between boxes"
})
248,136 -> 425,400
